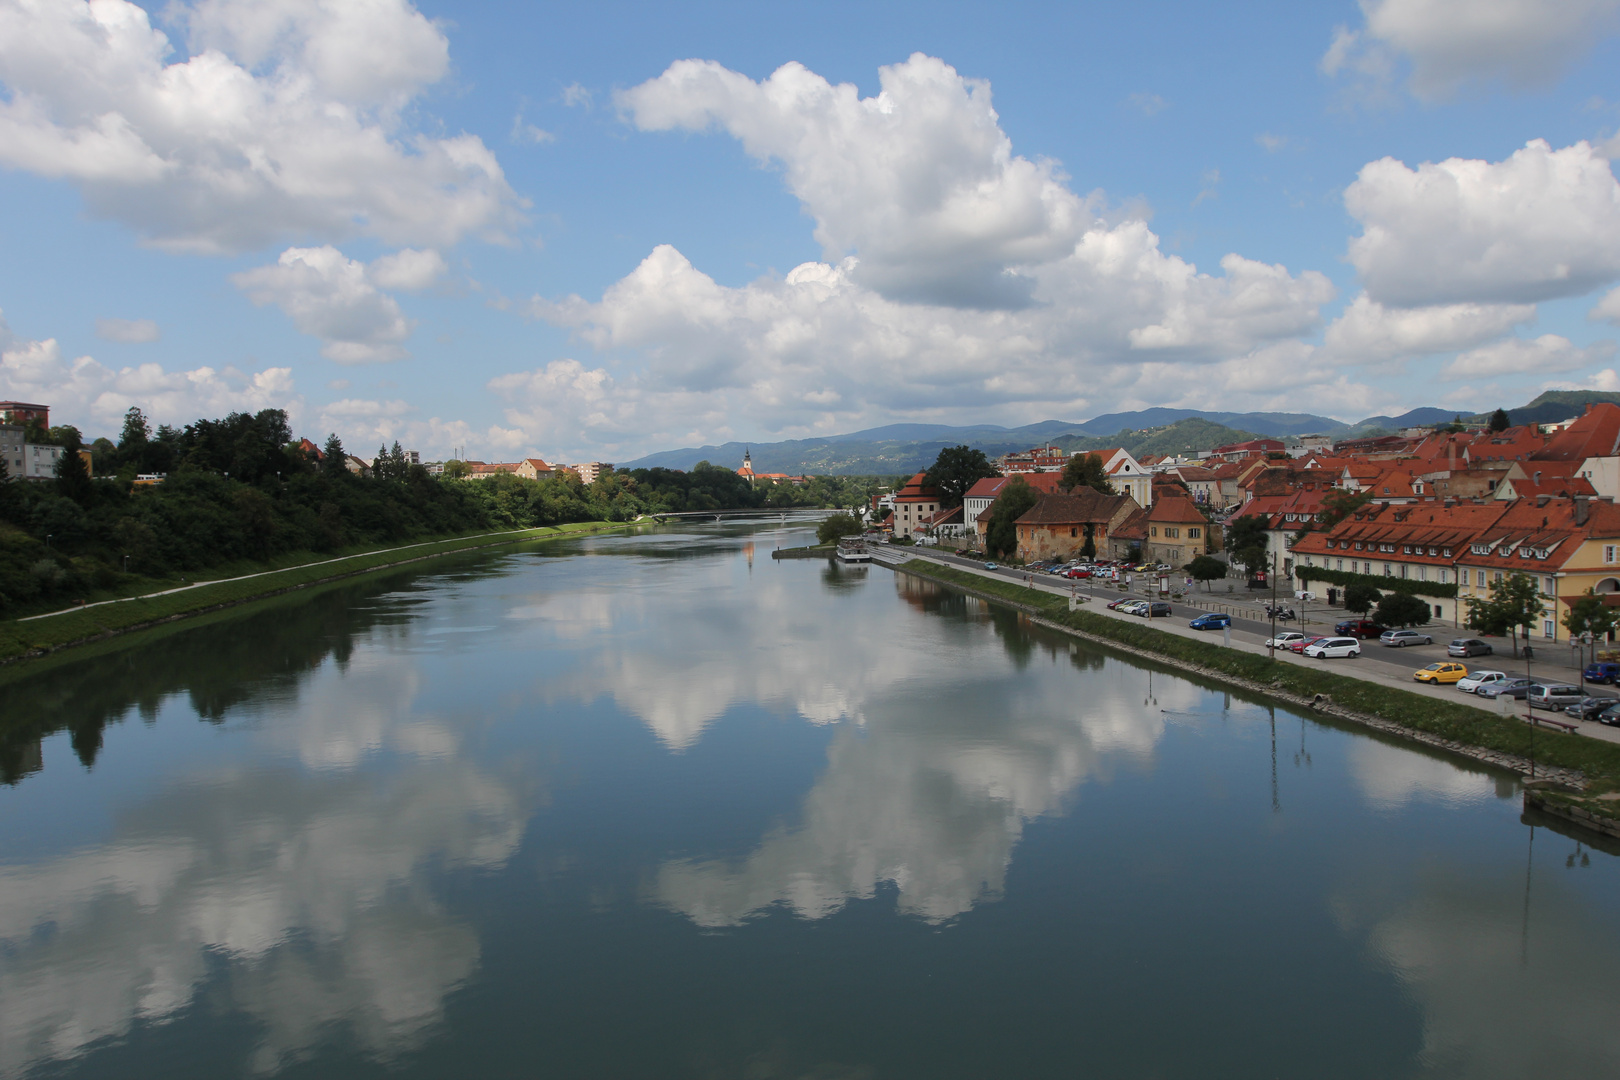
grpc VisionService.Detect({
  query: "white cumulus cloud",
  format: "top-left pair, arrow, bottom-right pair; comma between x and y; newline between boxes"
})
0,0 -> 519,253
1346,139 -> 1620,307
618,54 -> 1090,309
1324,294 -> 1536,362
1591,285 -> 1620,324
1324,0 -> 1620,100
1442,333 -> 1616,378
233,246 -> 413,363
0,309 -> 298,432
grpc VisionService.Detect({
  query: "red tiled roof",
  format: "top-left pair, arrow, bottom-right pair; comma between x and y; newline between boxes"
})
1015,490 -> 1134,525
1532,403 -> 1620,462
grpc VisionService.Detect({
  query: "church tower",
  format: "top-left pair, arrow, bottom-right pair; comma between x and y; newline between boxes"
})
739,448 -> 754,484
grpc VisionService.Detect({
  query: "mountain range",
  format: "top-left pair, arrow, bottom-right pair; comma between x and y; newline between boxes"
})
619,391 -> 1620,476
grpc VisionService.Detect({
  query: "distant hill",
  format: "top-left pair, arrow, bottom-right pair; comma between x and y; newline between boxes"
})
618,392 -> 1607,475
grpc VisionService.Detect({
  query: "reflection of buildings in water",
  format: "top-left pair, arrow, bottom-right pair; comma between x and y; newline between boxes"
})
0,761 -> 529,1079
1334,864 -> 1620,1078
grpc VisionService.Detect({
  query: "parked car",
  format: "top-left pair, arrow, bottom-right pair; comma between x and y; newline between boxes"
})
1106,597 -> 1135,610
1189,613 -> 1231,630
1597,703 -> 1620,727
984,562 -> 999,570
1413,662 -> 1468,685
1479,677 -> 1534,699
1304,637 -> 1361,658
1565,696 -> 1619,721
1291,635 -> 1329,654
1455,670 -> 1507,693
1334,619 -> 1388,639
1146,601 -> 1172,617
1380,629 -> 1433,647
1448,638 -> 1493,658
1583,661 -> 1620,684
1266,631 -> 1307,649
1528,684 -> 1584,710
1063,568 -> 1090,578
1119,601 -> 1149,616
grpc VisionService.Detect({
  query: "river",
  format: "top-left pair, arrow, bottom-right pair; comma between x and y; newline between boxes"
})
2,520 -> 1619,1078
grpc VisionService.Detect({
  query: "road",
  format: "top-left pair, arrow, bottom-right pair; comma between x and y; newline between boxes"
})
891,547 -> 1620,747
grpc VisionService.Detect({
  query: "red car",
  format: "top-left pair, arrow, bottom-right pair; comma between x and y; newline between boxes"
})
1064,568 -> 1091,578
1291,636 -> 1328,654
1334,619 -> 1388,639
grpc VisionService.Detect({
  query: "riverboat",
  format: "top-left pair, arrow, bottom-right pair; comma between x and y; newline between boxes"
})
836,538 -> 872,563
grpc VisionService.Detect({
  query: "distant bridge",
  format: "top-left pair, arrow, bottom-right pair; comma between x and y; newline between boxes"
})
641,508 -> 828,523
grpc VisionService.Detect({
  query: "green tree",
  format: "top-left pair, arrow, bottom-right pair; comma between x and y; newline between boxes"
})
118,407 -> 150,458
1223,514 -> 1269,577
1343,581 -> 1382,615
1465,571 -> 1544,658
442,459 -> 469,479
1562,589 -> 1619,661
1059,452 -> 1113,495
321,433 -> 348,477
1488,407 -> 1510,432
983,477 -> 1038,560
817,512 -> 862,545
1187,554 -> 1226,591
1375,591 -> 1432,629
1318,487 -> 1373,531
923,445 -> 999,509
53,432 -> 92,505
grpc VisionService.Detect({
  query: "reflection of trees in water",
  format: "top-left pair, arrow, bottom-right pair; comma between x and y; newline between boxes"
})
820,561 -> 871,590
0,572 -> 449,785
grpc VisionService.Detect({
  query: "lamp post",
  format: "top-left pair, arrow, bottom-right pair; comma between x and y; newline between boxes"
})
1525,623 -> 1536,780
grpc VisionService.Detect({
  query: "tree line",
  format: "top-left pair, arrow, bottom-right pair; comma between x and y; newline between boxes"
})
0,407 -> 894,614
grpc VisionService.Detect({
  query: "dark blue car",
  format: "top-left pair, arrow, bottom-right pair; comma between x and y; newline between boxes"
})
1584,661 -> 1620,684
1189,613 -> 1231,631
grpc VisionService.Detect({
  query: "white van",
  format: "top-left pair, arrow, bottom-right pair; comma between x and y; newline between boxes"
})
1303,637 -> 1361,659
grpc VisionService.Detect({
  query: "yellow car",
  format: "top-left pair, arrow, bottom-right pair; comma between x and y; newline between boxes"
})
1414,662 -> 1468,685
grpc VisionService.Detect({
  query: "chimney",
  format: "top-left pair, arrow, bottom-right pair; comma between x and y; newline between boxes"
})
1533,470 -> 1542,485
1576,495 -> 1590,526
1443,498 -> 1456,508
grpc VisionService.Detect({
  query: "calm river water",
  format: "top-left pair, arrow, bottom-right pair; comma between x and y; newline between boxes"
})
3,521 -> 1620,1078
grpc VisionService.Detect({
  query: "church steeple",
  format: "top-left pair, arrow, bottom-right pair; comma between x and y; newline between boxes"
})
739,447 -> 754,484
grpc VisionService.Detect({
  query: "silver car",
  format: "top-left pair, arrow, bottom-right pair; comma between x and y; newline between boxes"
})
1528,684 -> 1584,710
1380,630 -> 1433,647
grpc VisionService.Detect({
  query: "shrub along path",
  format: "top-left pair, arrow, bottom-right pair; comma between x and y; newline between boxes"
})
881,551 -> 1620,833
0,520 -> 630,664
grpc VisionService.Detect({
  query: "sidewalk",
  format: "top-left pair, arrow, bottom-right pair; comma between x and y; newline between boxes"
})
879,547 -> 1620,747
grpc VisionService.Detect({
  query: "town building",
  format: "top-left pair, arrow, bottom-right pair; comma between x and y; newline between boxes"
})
515,458 -> 554,480
962,473 -> 1063,533
1012,490 -> 1139,562
997,444 -> 1070,473
1139,494 -> 1213,567
0,401 -> 49,428
890,472 -> 944,535
572,462 -> 613,484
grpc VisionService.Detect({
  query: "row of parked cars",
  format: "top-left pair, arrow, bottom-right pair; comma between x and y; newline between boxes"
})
1107,597 -> 1172,618
1416,666 -> 1620,724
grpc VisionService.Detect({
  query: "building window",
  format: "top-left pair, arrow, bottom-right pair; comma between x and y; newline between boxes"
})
1189,528 -> 1200,538
1071,527 -> 1078,537
1544,620 -> 1555,640
1439,570 -> 1448,584
1336,559 -> 1344,571
1493,571 -> 1503,584
1419,566 -> 1428,581
1384,563 -> 1392,576
1399,564 -> 1408,578
1434,604 -> 1444,619
1150,526 -> 1158,537
1545,577 -> 1555,595
1607,545 -> 1618,564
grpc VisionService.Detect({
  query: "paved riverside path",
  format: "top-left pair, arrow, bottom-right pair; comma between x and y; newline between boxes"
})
872,546 -> 1620,747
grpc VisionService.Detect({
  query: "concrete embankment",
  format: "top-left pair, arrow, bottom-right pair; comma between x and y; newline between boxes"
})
771,544 -> 835,560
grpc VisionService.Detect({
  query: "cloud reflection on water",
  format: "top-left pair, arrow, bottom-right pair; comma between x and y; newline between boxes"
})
0,650 -> 530,1078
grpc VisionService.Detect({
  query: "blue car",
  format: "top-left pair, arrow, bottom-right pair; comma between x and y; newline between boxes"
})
1189,613 -> 1231,631
1585,661 -> 1620,684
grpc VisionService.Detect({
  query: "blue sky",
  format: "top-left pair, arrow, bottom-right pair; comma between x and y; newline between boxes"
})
4,0 -> 1620,462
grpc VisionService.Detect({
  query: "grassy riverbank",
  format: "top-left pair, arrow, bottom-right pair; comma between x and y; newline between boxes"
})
896,559 -> 1620,820
0,520 -> 630,664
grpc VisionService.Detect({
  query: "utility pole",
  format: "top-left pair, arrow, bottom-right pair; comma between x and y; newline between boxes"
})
1269,549 -> 1279,659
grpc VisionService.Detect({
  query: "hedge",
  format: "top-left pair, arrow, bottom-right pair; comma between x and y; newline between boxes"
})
1295,565 -> 1458,599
